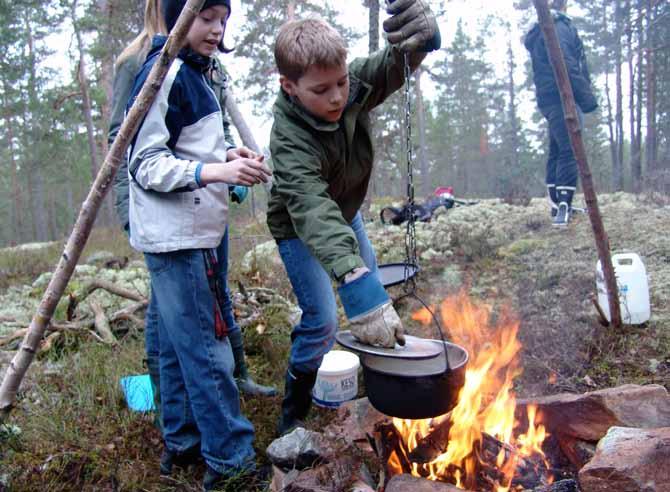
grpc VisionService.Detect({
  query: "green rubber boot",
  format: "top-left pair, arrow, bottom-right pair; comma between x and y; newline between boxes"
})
228,328 -> 278,397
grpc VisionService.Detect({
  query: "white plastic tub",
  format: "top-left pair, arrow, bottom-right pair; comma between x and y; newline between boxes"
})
596,252 -> 651,325
312,350 -> 360,408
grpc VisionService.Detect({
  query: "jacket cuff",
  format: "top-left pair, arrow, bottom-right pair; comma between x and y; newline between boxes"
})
330,255 -> 365,281
337,271 -> 389,320
194,162 -> 205,188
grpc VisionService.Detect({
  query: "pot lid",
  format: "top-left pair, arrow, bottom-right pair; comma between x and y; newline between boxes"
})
335,331 -> 443,359
361,341 -> 469,376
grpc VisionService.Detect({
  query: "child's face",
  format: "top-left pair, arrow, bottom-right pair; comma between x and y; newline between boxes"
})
281,64 -> 349,123
186,5 -> 229,57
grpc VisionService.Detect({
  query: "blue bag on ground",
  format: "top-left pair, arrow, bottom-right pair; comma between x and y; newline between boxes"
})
120,374 -> 156,412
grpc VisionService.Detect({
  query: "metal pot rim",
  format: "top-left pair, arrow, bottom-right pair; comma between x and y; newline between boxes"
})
361,340 -> 468,377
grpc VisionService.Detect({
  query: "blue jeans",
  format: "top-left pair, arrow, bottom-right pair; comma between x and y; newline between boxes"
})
144,248 -> 255,473
277,212 -> 379,373
542,103 -> 583,191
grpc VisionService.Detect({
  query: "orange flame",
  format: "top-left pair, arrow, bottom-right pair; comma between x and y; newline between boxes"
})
396,291 -> 551,490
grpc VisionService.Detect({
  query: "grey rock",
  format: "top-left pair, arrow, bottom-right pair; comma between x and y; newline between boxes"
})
266,427 -> 331,471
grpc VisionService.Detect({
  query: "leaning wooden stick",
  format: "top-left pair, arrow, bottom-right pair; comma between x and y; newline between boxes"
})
532,0 -> 622,329
0,0 -> 207,418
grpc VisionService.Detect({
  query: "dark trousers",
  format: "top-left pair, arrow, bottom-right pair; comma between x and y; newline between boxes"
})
541,104 -> 583,204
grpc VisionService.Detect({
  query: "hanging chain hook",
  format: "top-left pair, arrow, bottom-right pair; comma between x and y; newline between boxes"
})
402,52 -> 418,296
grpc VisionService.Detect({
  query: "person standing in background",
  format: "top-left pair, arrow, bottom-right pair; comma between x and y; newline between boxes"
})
524,0 -> 598,227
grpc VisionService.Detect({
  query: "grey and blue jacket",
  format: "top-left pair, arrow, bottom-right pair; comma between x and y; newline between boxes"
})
110,37 -> 237,231
524,12 -> 597,113
126,36 -> 232,253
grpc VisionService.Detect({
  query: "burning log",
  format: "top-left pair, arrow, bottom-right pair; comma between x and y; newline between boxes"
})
408,414 -> 452,464
373,421 -> 413,487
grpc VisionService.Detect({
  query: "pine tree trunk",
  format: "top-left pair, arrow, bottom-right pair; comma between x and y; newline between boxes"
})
507,35 -> 520,170
414,68 -> 429,197
532,0 -> 622,330
3,99 -> 23,243
645,0 -> 658,173
629,0 -> 642,192
635,0 -> 644,187
364,0 -> 380,207
614,0 -> 625,191
98,0 -> 117,226
25,14 -> 48,242
0,0 -> 208,418
72,0 -> 101,187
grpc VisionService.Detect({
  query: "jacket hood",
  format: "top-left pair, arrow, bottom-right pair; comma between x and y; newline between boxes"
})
148,34 -> 212,72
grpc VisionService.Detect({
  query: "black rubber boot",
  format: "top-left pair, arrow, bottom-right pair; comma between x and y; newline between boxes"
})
144,356 -> 162,430
277,367 -> 318,436
547,185 -> 558,218
159,445 -> 201,476
228,329 -> 278,397
553,188 -> 574,227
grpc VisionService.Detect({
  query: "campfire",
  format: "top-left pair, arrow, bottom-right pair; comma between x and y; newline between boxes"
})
386,292 -> 554,491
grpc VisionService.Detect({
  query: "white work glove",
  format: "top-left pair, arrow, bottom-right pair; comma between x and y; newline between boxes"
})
339,267 -> 406,349
383,0 -> 441,53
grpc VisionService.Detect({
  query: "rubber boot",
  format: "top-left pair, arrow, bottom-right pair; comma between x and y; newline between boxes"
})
547,185 -> 558,218
277,367 -> 318,436
553,188 -> 574,227
145,356 -> 162,430
228,328 -> 278,397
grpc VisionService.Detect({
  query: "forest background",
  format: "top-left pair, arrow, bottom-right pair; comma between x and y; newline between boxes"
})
0,0 -> 668,248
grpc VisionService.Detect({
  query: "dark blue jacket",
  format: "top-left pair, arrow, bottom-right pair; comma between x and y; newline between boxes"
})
524,12 -> 597,113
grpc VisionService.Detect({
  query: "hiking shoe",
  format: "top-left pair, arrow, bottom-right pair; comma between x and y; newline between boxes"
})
159,446 -> 201,476
553,202 -> 570,227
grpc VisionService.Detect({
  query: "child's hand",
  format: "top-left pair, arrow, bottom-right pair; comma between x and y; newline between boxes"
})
226,147 -> 263,161
200,159 -> 272,187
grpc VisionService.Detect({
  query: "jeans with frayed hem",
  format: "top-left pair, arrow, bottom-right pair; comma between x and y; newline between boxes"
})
144,246 -> 255,473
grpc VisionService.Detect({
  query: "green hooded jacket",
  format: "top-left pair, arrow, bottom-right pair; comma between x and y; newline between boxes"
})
267,46 -> 420,281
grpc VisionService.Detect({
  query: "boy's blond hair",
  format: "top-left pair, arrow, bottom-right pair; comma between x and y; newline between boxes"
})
116,0 -> 167,67
274,18 -> 347,82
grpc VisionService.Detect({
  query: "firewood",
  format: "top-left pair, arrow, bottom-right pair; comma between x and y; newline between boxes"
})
373,421 -> 413,487
90,301 -> 117,344
408,414 -> 453,463
39,332 -> 61,354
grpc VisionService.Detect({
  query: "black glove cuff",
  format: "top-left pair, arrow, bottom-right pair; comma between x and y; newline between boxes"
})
419,30 -> 441,52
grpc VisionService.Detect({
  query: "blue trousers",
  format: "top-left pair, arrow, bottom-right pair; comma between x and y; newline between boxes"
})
277,212 -> 379,374
144,227 -> 243,425
542,103 -> 583,197
144,243 -> 255,473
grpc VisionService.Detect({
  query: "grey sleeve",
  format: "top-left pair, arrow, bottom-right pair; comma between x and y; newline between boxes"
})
109,55 -> 142,229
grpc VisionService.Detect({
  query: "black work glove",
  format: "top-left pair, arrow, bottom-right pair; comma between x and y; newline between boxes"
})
383,0 -> 441,52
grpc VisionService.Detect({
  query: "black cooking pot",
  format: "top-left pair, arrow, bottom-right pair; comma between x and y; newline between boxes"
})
361,341 -> 468,419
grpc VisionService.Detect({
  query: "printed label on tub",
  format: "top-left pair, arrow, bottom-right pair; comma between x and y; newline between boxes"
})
312,374 -> 357,408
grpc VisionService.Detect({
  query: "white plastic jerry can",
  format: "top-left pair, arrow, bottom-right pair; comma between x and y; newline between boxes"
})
596,252 -> 651,325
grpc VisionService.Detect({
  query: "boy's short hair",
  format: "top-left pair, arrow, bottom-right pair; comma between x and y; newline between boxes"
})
274,18 -> 347,82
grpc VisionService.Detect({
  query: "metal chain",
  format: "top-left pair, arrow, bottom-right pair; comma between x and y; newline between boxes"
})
402,52 -> 417,295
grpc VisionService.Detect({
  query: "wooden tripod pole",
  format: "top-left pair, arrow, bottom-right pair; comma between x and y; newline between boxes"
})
0,0 -> 207,418
532,0 -> 622,329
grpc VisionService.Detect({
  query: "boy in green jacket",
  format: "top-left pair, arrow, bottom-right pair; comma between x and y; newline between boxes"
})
267,0 -> 441,434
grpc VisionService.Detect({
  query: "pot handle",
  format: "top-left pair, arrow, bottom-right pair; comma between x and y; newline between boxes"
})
402,292 -> 452,373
